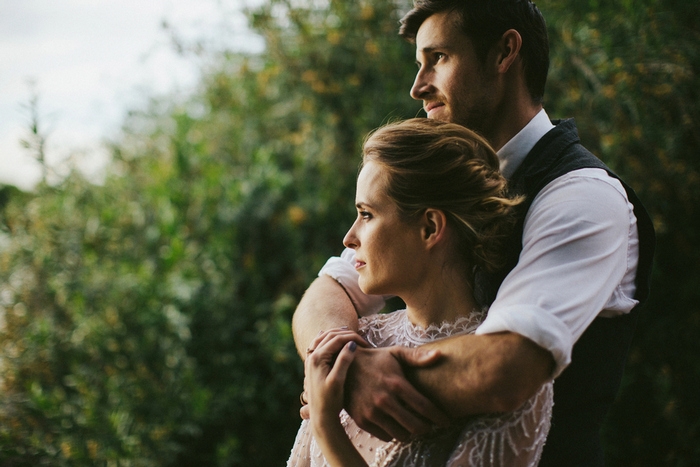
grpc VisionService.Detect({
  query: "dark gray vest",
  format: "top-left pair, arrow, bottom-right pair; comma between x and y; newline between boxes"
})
482,119 -> 655,467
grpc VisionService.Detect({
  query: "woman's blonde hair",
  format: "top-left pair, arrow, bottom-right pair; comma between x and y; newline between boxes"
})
362,118 -> 523,274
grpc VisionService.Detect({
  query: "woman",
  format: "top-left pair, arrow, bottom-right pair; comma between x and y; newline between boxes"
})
288,119 -> 553,466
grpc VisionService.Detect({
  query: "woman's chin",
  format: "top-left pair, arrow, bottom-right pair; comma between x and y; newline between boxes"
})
358,280 -> 378,297
359,281 -> 388,298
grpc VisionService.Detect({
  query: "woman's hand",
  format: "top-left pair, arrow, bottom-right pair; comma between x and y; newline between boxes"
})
304,328 -> 370,467
304,328 -> 366,428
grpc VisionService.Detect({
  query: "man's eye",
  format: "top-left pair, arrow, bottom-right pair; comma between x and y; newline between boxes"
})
435,52 -> 446,61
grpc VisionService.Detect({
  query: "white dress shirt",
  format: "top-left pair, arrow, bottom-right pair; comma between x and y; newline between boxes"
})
319,109 -> 640,376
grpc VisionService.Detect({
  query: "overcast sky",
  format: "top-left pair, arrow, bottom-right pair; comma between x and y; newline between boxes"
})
0,0 -> 263,190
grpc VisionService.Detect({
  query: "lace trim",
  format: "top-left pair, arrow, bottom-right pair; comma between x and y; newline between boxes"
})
360,309 -> 488,349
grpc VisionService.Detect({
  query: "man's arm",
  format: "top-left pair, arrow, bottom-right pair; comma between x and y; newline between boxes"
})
406,332 -> 554,415
343,331 -> 553,441
292,275 -> 359,359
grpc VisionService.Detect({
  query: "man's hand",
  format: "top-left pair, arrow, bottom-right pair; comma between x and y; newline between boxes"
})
343,345 -> 449,441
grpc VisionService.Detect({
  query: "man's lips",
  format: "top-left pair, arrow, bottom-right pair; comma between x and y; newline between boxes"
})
424,102 -> 444,115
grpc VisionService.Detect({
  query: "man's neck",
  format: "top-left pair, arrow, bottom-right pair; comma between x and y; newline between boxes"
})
489,103 -> 543,152
497,107 -> 553,179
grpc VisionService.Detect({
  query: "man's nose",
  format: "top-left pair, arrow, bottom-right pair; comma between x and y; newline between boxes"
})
410,68 -> 431,101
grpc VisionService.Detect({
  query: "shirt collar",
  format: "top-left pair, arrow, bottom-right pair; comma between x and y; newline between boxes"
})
497,108 -> 554,180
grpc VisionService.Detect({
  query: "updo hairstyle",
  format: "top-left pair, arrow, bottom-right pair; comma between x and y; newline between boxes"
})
361,118 -> 523,274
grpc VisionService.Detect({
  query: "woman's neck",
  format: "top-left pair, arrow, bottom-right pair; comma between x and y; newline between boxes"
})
401,266 -> 478,329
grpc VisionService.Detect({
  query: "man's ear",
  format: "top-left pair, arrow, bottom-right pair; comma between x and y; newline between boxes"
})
422,209 -> 448,249
494,29 -> 522,74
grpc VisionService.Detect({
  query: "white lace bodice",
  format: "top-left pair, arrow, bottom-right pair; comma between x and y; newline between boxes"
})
287,309 -> 553,467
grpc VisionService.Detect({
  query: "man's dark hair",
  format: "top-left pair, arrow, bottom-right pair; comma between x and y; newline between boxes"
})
400,0 -> 549,104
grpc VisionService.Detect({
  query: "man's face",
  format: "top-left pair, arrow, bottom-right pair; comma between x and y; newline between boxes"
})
411,11 -> 498,134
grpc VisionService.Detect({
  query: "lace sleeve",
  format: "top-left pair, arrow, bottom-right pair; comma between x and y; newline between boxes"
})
287,413 -> 390,467
446,381 -> 553,467
288,419 -> 345,467
369,382 -> 553,467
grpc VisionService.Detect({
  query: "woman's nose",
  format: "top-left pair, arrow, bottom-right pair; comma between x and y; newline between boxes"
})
343,223 -> 359,249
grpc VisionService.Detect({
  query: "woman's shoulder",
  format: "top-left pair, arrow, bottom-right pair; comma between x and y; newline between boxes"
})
358,310 -> 408,348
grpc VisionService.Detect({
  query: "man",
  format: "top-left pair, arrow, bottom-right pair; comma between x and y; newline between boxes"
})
293,1 -> 655,465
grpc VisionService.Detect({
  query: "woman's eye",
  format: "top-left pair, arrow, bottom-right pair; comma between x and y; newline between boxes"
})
360,211 -> 372,220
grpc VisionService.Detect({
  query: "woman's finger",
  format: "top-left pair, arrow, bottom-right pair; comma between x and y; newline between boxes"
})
309,327 -> 349,349
327,341 -> 358,385
310,327 -> 367,350
308,328 -> 368,355
309,334 -> 359,368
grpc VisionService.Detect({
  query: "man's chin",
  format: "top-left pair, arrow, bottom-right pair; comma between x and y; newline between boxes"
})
427,109 -> 451,123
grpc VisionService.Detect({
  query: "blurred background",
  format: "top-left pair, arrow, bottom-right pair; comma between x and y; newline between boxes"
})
0,0 -> 698,465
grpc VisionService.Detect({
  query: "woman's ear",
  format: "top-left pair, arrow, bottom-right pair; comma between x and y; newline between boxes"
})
422,209 -> 448,249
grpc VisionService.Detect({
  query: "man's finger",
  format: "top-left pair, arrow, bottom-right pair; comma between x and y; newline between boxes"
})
390,372 -> 450,428
377,395 -> 433,439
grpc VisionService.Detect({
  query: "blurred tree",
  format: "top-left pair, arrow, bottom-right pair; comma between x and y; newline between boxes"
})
0,0 -> 697,465
0,0 -> 418,465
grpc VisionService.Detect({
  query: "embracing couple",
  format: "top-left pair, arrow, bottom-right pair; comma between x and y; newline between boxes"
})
287,1 -> 655,466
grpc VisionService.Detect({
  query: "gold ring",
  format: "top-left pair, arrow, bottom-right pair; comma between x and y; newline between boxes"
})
300,391 -> 308,406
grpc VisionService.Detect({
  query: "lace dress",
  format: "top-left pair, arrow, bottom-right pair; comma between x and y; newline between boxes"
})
287,309 -> 553,467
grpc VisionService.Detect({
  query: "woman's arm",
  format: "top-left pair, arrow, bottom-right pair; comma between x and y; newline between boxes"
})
305,329 -> 369,467
311,414 -> 368,467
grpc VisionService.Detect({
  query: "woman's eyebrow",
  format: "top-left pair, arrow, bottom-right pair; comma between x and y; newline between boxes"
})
355,201 -> 376,210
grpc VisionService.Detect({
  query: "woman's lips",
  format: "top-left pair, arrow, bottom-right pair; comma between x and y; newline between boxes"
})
354,260 -> 366,269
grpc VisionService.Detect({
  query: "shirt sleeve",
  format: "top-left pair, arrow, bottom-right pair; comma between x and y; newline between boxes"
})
318,248 -> 387,316
475,169 -> 638,377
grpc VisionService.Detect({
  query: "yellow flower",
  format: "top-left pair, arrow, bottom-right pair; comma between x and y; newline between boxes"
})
288,205 -> 307,225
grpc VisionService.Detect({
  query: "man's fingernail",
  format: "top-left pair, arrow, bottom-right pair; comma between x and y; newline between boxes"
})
340,326 -> 349,330
349,341 -> 357,352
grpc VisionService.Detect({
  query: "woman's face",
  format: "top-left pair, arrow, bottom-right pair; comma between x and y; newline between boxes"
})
343,161 -> 426,297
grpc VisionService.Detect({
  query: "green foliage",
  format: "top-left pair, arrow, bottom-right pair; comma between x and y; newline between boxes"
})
0,0 -> 698,465
0,0 -> 417,465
